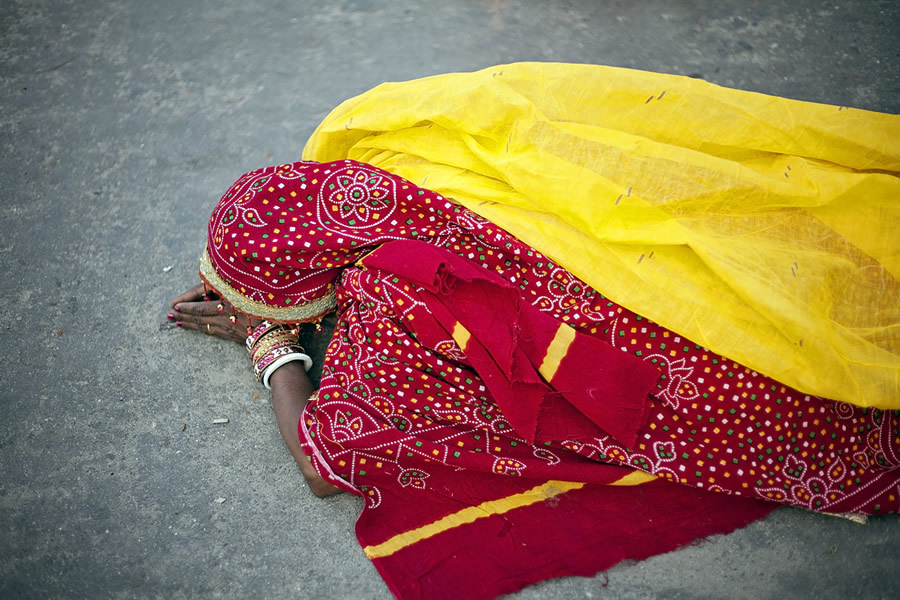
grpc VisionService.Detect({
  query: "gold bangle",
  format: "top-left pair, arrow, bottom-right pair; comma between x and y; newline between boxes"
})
251,329 -> 300,358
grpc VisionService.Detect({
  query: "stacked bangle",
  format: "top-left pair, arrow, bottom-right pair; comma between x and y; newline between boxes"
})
246,321 -> 312,389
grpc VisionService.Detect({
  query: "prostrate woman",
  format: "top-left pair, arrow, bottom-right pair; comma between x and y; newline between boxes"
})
168,63 -> 900,600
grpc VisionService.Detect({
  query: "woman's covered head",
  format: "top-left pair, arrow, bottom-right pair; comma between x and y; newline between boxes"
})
200,159 -> 439,322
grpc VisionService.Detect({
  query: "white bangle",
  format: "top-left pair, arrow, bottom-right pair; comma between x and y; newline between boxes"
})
262,352 -> 313,390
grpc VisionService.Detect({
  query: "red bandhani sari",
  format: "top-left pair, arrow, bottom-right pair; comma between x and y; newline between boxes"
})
200,159 -> 899,600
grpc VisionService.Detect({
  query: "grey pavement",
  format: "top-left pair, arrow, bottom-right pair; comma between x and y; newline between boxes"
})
1,1 -> 899,598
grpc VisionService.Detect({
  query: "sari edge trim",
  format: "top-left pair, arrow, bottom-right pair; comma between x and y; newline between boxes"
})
199,247 -> 337,322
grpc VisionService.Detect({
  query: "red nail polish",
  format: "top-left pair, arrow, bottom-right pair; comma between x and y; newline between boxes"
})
176,322 -> 182,327
167,313 -> 175,319
173,306 -> 180,312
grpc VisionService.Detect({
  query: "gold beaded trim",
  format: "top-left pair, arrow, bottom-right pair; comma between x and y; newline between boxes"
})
199,247 -> 337,323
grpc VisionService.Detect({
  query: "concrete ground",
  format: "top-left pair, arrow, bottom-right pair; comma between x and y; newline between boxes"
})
1,1 -> 898,598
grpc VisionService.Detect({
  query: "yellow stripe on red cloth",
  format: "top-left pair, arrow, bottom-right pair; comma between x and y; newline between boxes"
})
538,322 -> 576,382
363,471 -> 655,559
451,321 -> 471,351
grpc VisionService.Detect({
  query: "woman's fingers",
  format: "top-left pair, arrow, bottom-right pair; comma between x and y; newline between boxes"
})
174,300 -> 223,317
166,283 -> 260,344
169,283 -> 207,308
167,298 -> 250,345
171,313 -> 244,343
170,309 -> 212,325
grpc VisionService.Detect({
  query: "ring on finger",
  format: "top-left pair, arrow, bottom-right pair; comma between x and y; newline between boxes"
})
206,324 -> 211,334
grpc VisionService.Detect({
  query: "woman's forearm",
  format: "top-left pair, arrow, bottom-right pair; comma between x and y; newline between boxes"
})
268,362 -> 341,497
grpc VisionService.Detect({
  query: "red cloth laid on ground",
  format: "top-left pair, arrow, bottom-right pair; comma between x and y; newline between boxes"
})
354,472 -> 774,600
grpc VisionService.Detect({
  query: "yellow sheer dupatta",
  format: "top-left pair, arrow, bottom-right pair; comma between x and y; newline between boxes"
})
303,62 -> 900,408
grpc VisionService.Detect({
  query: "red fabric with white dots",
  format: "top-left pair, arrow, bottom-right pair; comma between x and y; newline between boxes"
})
258,160 -> 899,516
207,158 -> 899,595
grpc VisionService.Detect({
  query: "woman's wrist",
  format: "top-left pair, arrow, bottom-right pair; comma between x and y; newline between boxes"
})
261,353 -> 312,389
245,321 -> 311,386
267,359 -> 307,390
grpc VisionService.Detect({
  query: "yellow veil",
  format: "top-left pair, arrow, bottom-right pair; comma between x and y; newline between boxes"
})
303,62 -> 900,408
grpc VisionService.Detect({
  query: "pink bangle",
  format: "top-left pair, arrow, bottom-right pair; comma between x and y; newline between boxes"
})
246,322 -> 306,383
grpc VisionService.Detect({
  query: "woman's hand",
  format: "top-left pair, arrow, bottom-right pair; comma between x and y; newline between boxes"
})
167,283 -> 258,344
167,285 -> 338,497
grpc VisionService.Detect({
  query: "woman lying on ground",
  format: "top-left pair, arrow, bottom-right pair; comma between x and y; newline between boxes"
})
167,64 -> 900,600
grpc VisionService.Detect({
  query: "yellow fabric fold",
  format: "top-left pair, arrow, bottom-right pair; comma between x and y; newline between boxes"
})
304,62 -> 900,408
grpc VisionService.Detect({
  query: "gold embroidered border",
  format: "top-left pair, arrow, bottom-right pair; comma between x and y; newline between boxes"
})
199,247 -> 337,323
